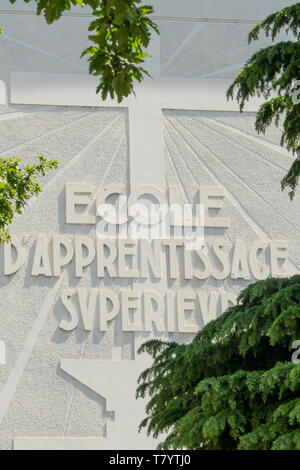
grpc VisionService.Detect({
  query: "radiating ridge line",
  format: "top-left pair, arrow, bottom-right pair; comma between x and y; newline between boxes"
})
169,115 -> 300,238
0,107 -> 57,121
166,116 -> 268,240
0,10 -> 260,24
87,135 -> 126,206
167,115 -> 299,276
184,33 -> 277,79
165,123 -> 201,203
164,121 -> 233,245
40,113 -> 123,192
0,276 -> 64,424
165,24 -> 225,76
63,335 -> 89,436
198,62 -> 244,79
61,135 -> 126,433
186,43 -> 254,78
0,111 -> 29,121
2,34 -> 86,71
164,142 -> 190,205
162,22 -> 205,73
26,114 -> 123,209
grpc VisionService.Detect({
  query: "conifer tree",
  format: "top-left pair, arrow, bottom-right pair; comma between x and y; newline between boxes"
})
227,4 -> 300,199
137,276 -> 300,450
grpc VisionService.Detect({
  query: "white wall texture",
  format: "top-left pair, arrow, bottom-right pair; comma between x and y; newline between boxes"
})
0,0 -> 298,450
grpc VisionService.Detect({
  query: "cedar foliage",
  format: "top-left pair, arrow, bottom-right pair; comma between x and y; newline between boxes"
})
227,4 -> 300,199
137,276 -> 300,450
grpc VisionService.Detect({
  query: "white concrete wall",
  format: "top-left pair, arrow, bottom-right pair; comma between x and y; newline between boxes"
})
0,1 -> 298,450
